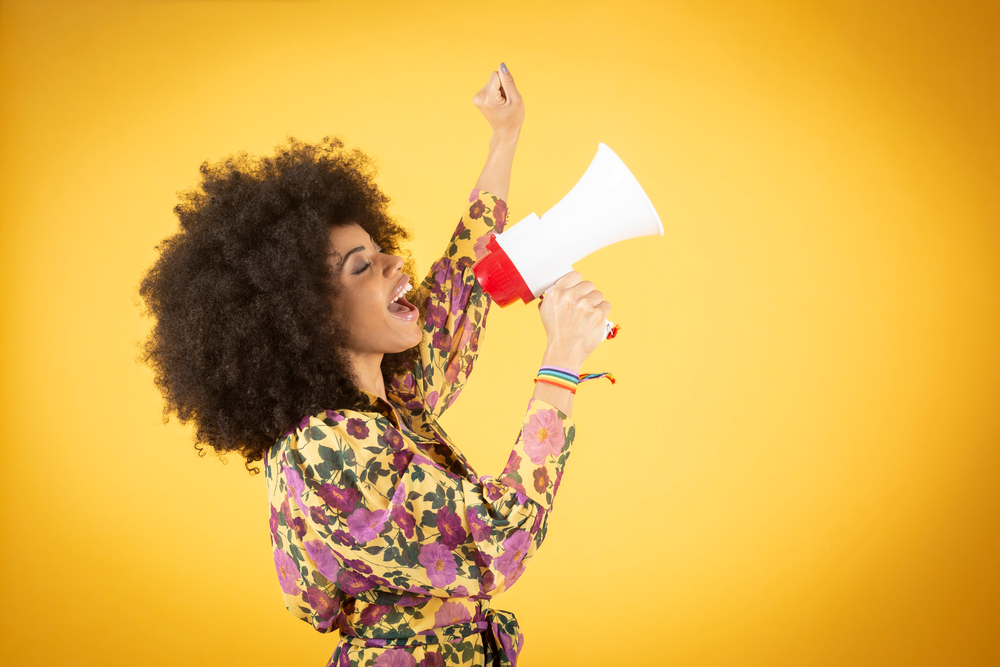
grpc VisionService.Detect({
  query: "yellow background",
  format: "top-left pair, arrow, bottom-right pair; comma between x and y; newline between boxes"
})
1,0 -> 998,665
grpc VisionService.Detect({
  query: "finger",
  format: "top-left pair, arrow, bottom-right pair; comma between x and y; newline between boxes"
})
553,271 -> 583,289
498,63 -> 519,100
568,280 -> 595,297
585,290 -> 605,306
485,70 -> 504,103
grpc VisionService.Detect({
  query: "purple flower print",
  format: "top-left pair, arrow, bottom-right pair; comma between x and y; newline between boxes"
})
473,231 -> 495,260
283,465 -> 307,513
553,470 -> 564,496
346,418 -> 369,439
435,505 -> 467,550
411,453 -> 435,468
444,359 -> 462,384
290,516 -> 307,539
522,409 -> 565,465
343,558 -> 373,574
452,585 -> 469,597
432,331 -> 452,351
392,450 -> 411,474
391,483 -> 407,506
418,542 -> 458,588
383,427 -> 405,451
504,449 -> 522,474
419,652 -> 445,667
434,601 -> 472,628
425,303 -> 447,329
304,540 -> 341,581
425,391 -> 439,410
280,499 -> 294,527
317,484 -> 360,512
347,507 -> 388,543
389,373 -> 416,399
505,561 -> 526,587
495,531 -> 530,578
483,480 -> 504,502
450,281 -> 471,315
360,603 -> 391,626
532,467 -> 550,495
515,491 -> 528,506
392,503 -> 416,539
323,410 -> 346,424
338,569 -> 374,596
269,506 -> 281,541
306,586 -> 337,623
531,508 -> 544,534
469,199 -> 486,219
273,549 -> 302,595
332,529 -> 355,547
374,651 -> 416,667
492,199 -> 508,232
481,570 -> 496,593
309,506 -> 330,526
433,263 -> 450,292
466,507 -> 490,542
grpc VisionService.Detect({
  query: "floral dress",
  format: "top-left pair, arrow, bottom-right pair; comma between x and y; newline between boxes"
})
265,189 -> 577,667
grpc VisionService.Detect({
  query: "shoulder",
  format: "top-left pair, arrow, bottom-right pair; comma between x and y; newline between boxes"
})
270,408 -> 399,470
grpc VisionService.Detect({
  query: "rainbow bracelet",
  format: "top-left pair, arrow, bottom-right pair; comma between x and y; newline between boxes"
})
534,365 -> 617,394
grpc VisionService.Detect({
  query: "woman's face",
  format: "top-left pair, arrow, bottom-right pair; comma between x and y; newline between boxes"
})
328,223 -> 422,357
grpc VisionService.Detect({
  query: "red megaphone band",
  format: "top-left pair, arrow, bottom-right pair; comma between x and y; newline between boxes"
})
472,236 -> 536,307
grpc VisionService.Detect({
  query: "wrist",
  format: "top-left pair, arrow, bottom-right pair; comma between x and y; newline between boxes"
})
490,129 -> 521,147
540,348 -> 584,374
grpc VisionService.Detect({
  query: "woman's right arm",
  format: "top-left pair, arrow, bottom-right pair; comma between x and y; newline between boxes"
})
527,270 -> 613,418
269,271 -> 609,609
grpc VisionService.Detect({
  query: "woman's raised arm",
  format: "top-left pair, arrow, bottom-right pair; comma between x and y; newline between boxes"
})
473,63 -> 523,202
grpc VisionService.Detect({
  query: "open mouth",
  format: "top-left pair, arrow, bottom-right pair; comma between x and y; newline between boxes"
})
387,277 -> 418,321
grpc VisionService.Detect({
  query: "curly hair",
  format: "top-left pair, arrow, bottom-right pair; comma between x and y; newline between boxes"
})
138,135 -> 420,472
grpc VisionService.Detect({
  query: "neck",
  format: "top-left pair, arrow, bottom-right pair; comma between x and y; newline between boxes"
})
348,350 -> 387,403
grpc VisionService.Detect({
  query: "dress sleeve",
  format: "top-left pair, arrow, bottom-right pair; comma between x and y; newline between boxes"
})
388,189 -> 509,422
271,397 -> 573,607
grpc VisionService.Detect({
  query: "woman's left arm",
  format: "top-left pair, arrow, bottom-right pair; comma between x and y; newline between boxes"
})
473,63 -> 524,202
388,66 -> 525,420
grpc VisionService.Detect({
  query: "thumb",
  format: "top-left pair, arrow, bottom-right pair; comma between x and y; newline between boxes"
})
498,62 -> 519,98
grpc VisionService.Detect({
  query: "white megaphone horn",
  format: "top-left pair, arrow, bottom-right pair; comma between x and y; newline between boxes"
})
472,143 -> 663,340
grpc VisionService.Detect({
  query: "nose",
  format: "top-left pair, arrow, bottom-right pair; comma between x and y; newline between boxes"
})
382,252 -> 404,276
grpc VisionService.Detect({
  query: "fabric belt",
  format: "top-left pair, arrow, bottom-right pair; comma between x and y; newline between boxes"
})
341,607 -> 524,666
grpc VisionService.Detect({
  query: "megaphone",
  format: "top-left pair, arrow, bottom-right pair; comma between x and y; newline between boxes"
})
472,143 -> 663,340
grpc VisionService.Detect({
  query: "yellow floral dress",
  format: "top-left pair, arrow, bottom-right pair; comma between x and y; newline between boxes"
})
265,190 -> 576,667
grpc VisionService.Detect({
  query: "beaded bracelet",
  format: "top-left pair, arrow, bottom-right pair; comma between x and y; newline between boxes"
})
533,365 -> 616,394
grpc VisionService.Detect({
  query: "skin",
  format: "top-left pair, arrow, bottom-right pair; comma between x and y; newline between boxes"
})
332,63 -> 611,417
329,224 -> 422,401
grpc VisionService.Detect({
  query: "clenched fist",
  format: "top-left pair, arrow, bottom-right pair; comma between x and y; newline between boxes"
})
473,63 -> 524,141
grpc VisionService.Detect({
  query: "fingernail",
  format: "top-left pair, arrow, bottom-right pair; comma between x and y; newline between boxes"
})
500,62 -> 508,74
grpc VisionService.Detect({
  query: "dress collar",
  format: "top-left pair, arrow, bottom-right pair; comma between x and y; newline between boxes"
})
358,389 -> 403,429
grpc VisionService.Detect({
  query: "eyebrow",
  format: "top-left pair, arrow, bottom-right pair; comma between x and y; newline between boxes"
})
334,245 -> 366,271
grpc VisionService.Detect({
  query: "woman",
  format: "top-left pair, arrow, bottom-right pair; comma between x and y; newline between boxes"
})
139,64 -> 610,667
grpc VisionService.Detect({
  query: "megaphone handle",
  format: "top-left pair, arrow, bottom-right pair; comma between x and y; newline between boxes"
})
605,319 -> 620,340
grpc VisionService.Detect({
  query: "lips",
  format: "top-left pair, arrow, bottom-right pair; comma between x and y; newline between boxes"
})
387,274 -> 412,306
387,274 -> 418,321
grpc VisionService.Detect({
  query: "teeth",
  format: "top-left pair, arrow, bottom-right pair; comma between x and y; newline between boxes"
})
390,283 -> 413,303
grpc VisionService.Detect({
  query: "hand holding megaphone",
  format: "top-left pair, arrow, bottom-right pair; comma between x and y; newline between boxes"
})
472,143 -> 662,341
537,271 -> 612,364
